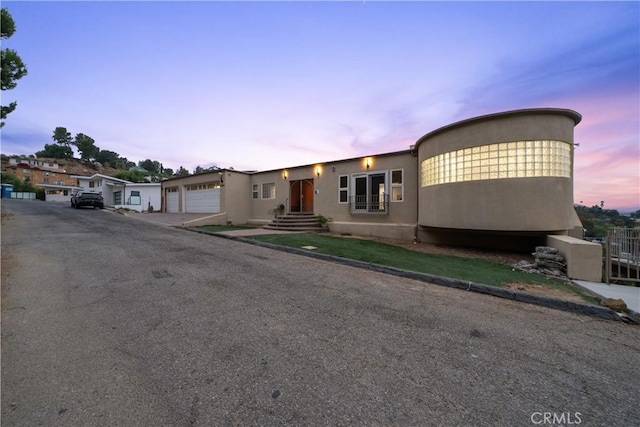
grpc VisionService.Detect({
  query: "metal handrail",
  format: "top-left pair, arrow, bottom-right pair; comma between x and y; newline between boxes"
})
349,194 -> 389,214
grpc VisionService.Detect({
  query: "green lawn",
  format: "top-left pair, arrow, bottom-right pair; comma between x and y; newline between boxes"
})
250,233 -> 598,303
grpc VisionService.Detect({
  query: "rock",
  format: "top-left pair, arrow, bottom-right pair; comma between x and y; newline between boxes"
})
535,246 -> 559,254
601,298 -> 628,312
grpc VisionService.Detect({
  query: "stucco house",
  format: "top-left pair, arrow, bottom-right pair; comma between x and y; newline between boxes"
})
73,173 -> 161,212
160,108 -> 601,281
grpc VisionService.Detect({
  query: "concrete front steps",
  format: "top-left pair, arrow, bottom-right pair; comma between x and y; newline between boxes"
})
263,213 -> 329,232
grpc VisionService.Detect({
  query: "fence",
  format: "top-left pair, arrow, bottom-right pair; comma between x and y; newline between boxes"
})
605,228 -> 640,284
10,192 -> 37,200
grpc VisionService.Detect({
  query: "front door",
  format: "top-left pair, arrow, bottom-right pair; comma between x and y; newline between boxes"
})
289,179 -> 314,213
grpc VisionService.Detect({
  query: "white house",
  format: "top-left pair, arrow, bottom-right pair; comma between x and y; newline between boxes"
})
72,173 -> 161,212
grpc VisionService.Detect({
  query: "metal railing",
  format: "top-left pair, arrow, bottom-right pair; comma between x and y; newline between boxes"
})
349,194 -> 389,215
605,228 -> 640,284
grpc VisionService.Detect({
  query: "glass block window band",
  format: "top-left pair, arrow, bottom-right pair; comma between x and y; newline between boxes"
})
420,140 -> 572,187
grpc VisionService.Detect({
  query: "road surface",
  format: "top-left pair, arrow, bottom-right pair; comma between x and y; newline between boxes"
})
2,199 -> 639,426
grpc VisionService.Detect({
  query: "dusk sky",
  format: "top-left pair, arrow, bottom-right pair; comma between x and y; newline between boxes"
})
1,1 -> 638,211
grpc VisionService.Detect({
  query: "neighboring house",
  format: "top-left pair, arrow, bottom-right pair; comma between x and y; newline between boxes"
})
4,159 -> 81,202
4,160 -> 77,186
161,108 -> 586,250
73,173 -> 161,212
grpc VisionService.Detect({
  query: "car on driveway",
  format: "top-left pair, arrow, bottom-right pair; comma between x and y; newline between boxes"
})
71,192 -> 104,209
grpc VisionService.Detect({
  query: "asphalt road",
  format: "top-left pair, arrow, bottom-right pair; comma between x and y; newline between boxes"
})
2,199 -> 639,426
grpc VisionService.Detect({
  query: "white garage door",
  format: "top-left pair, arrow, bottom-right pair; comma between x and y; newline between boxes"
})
166,189 -> 179,213
185,184 -> 220,213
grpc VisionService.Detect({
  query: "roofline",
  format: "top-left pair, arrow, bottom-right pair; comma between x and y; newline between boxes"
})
414,108 -> 582,149
35,184 -> 83,190
71,173 -> 132,184
257,149 -> 414,175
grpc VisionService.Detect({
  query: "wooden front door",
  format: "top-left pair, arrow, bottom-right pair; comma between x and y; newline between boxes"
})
289,179 -> 314,213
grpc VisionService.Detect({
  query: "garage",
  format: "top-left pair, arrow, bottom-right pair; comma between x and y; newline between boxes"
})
166,187 -> 179,213
185,183 -> 220,213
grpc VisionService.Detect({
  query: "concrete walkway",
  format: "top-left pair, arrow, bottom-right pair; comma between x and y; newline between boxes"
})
573,280 -> 640,315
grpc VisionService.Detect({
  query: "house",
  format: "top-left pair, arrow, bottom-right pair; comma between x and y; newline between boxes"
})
4,158 -> 82,201
5,158 -> 77,187
73,173 -> 161,212
160,108 -> 602,281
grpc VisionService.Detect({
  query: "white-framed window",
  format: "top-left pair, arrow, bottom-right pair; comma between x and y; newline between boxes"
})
391,169 -> 404,202
167,187 -> 178,193
89,181 -> 95,188
261,182 -> 275,199
252,184 -> 259,199
338,175 -> 348,204
351,171 -> 388,214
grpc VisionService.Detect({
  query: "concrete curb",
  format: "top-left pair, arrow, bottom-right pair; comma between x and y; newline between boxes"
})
178,227 -> 635,323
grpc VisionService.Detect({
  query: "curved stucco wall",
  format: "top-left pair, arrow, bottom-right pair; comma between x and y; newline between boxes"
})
416,109 -> 581,232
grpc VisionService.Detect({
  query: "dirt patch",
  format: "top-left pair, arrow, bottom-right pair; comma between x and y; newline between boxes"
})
503,282 -> 585,303
1,212 -> 15,225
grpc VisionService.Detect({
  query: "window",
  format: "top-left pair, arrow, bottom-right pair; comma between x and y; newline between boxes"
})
338,175 -> 348,203
391,169 -> 403,202
351,172 -> 388,214
421,140 -> 572,187
129,190 -> 141,205
89,181 -> 95,188
262,183 -> 275,199
114,191 -> 122,204
43,177 -> 50,183
63,190 -> 68,196
252,184 -> 259,199
186,183 -> 219,191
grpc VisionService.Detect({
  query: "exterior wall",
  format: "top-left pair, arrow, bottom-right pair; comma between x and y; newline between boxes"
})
547,235 -> 602,281
5,165 -> 77,187
220,171 -> 251,224
112,184 -> 161,212
44,188 -> 73,202
416,109 -> 582,233
248,151 -> 418,240
160,171 -> 227,214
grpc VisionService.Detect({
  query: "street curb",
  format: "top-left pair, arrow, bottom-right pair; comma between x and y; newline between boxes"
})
179,227 -> 630,323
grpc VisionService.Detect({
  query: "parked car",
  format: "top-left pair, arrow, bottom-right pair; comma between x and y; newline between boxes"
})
71,192 -> 104,209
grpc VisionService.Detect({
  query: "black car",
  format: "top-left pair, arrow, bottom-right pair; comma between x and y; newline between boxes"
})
71,192 -> 104,209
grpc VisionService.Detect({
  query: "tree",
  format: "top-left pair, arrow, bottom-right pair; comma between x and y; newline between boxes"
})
35,143 -> 73,158
113,170 -> 148,183
95,149 -> 120,167
74,133 -> 99,161
1,8 -> 28,128
138,159 -> 161,174
52,127 -> 73,147
174,166 -> 189,177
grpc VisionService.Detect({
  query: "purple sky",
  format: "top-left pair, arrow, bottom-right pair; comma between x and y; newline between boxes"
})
1,1 -> 638,211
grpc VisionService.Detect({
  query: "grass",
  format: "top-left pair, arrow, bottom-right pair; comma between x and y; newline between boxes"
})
250,233 -> 599,304
196,224 -> 258,232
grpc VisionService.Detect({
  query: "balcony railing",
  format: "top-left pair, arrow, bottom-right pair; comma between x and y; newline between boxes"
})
349,194 -> 389,215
